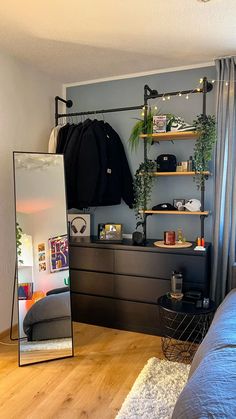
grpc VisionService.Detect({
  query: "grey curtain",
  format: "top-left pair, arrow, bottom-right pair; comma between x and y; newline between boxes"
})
212,56 -> 236,305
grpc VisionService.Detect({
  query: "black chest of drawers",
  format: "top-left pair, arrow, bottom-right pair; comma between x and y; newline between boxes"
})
69,238 -> 211,336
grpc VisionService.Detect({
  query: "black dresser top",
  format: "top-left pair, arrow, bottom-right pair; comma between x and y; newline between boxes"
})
70,236 -> 210,257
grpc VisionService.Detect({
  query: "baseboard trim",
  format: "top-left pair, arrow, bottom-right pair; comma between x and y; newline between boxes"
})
0,324 -> 17,340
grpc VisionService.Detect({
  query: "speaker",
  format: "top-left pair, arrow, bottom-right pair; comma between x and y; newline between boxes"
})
132,221 -> 145,246
132,231 -> 145,246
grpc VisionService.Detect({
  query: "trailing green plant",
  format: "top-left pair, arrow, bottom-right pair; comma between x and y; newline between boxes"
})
193,114 -> 216,189
16,222 -> 23,264
133,160 -> 156,219
128,109 -> 155,152
128,110 -> 177,152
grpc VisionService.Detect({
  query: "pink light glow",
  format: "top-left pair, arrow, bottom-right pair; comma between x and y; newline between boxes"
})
16,198 -> 54,214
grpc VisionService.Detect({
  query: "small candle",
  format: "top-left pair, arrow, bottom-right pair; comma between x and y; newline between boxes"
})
164,231 -> 176,245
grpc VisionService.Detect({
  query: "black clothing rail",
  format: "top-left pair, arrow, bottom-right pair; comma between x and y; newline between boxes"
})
55,77 -> 213,241
55,81 -> 213,126
55,103 -> 143,126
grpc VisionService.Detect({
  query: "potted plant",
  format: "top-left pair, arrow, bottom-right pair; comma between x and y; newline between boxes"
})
193,114 -> 216,188
128,109 -> 154,151
128,109 -> 177,151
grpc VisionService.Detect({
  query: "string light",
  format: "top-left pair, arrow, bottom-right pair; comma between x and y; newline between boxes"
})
146,78 -> 231,112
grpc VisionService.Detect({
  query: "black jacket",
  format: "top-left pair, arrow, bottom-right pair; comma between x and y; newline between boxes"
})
98,122 -> 134,207
63,120 -> 134,209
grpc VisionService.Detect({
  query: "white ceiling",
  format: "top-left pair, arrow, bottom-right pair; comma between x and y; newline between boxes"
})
0,0 -> 235,83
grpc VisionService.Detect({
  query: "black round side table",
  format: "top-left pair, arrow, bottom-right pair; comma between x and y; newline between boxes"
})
158,295 -> 215,363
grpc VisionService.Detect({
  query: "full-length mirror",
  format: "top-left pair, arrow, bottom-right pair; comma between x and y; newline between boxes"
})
13,152 -> 73,366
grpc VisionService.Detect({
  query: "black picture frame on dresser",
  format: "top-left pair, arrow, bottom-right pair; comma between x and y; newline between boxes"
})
69,237 -> 211,336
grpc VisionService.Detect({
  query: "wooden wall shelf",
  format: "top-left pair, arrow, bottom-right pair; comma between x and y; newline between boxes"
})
140,131 -> 199,141
140,171 -> 210,177
142,210 -> 209,215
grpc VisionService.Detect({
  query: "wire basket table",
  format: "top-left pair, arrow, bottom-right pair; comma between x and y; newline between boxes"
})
158,295 -> 215,363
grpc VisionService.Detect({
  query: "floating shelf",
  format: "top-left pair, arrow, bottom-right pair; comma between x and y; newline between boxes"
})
140,171 -> 211,177
140,131 -> 199,141
141,210 -> 209,215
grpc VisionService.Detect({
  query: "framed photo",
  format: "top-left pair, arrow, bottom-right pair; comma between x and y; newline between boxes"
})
97,223 -> 122,242
67,213 -> 91,237
38,242 -> 46,271
39,262 -> 46,272
153,115 -> 167,133
173,199 -> 186,211
38,243 -> 45,252
49,235 -> 68,273
18,282 -> 33,300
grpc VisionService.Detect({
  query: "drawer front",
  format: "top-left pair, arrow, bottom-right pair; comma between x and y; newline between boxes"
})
70,246 -> 114,272
114,275 -> 170,303
71,293 -> 115,326
114,299 -> 161,335
71,293 -> 161,335
114,250 -> 207,282
70,270 -> 114,297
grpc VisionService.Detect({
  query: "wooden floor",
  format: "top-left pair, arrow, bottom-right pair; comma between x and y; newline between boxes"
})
0,323 -> 163,419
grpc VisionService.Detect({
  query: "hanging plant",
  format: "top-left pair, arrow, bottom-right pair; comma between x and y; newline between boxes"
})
16,222 -> 23,264
193,114 -> 217,189
133,160 -> 156,219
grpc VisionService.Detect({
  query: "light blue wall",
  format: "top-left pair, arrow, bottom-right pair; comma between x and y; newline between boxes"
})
66,66 -> 216,241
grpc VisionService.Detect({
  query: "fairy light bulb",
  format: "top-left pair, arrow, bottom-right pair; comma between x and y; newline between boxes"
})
162,96 -> 166,101
197,88 -> 201,92
186,95 -> 189,100
225,82 -> 229,86
212,80 -> 215,83
200,78 -> 203,84
178,93 -> 182,97
154,106 -> 158,110
141,112 -> 145,116
167,96 -> 170,100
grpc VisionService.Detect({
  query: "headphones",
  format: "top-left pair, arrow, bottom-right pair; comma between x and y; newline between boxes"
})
70,216 -> 87,235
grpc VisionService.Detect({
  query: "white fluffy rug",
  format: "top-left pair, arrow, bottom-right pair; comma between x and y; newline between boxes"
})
20,338 -> 72,352
116,357 -> 190,419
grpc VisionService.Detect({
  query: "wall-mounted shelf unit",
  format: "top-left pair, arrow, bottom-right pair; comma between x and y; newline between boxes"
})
141,78 -> 213,242
140,131 -> 199,141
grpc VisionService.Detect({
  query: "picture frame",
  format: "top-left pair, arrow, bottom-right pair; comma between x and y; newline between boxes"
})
153,115 -> 167,133
48,235 -> 69,273
67,213 -> 91,237
173,199 -> 186,211
97,223 -> 123,242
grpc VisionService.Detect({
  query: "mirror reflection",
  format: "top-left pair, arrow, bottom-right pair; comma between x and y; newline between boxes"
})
14,152 -> 73,366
